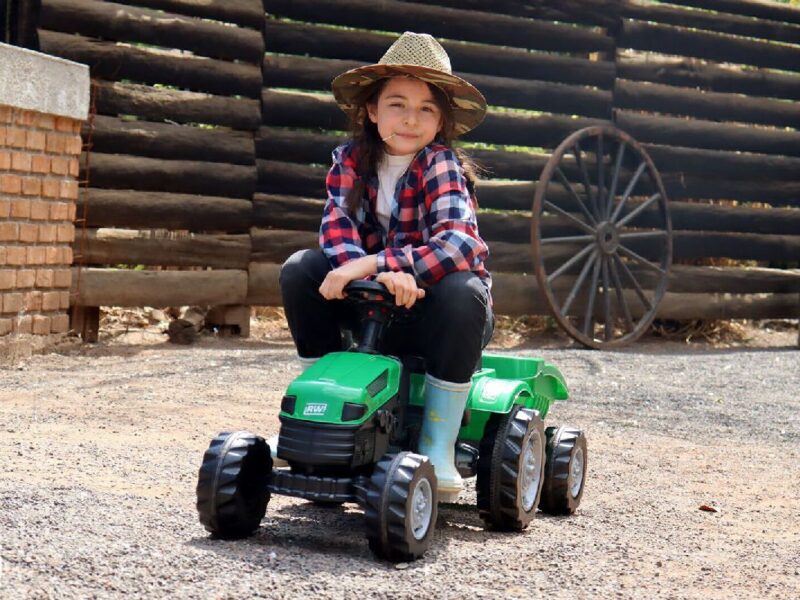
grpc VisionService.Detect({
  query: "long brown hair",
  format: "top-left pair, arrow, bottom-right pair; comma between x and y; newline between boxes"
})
343,77 -> 481,217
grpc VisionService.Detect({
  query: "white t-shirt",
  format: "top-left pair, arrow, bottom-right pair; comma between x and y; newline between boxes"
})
376,152 -> 415,231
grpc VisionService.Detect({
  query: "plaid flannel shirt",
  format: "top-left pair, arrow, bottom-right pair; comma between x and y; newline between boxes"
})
320,141 -> 491,293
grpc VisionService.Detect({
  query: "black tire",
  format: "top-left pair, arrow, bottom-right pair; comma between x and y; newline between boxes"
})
540,426 -> 587,515
477,406 -> 545,531
364,452 -> 438,562
196,431 -> 272,539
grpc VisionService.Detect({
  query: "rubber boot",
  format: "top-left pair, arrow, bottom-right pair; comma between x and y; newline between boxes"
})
417,374 -> 471,503
269,355 -> 318,468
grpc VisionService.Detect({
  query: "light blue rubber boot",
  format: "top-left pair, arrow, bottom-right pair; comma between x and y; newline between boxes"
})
269,355 -> 318,468
417,374 -> 471,503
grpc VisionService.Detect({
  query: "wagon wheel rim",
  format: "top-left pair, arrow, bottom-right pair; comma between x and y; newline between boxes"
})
531,125 -> 672,349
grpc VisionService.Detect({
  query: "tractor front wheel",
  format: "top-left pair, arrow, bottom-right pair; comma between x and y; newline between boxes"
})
539,426 -> 587,515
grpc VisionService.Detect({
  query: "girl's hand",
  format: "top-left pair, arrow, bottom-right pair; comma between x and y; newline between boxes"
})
375,271 -> 426,309
319,255 -> 378,300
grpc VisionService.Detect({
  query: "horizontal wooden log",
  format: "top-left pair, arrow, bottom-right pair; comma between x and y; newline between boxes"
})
85,153 -> 256,199
93,80 -> 261,130
40,0 -> 264,62
660,174 -> 800,206
263,54 -> 612,119
615,109 -> 800,157
264,0 -> 614,54
262,20 -> 615,89
619,19 -> 800,73
71,268 -> 248,306
39,30 -> 261,98
246,262 -> 283,305
251,228 -> 318,263
667,0 -> 800,27
261,89 -> 607,149
77,188 -> 253,233
622,0 -> 800,44
617,54 -> 800,101
110,0 -> 265,29
614,78 -> 800,129
88,115 -> 255,166
74,229 -> 251,269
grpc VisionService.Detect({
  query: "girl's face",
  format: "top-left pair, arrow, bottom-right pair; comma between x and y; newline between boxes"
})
367,77 -> 443,156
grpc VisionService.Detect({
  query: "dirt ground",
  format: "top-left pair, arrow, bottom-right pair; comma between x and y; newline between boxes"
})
0,314 -> 798,599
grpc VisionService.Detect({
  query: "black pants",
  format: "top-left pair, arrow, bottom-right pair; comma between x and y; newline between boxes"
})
279,249 -> 494,384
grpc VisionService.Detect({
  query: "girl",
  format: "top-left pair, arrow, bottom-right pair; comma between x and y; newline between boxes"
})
279,32 -> 493,502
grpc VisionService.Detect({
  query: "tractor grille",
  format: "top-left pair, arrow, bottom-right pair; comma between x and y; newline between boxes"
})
277,416 -> 359,467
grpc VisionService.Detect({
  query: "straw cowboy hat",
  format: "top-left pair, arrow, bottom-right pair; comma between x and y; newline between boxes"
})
331,31 -> 487,136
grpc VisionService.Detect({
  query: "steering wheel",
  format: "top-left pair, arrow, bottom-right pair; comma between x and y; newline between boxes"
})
343,280 -> 397,309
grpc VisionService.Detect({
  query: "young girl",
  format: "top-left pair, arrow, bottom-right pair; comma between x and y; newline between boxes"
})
279,32 -> 493,501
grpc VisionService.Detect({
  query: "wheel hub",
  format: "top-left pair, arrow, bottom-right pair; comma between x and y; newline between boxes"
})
595,221 -> 619,255
570,447 -> 585,498
410,478 -> 433,540
521,432 -> 543,512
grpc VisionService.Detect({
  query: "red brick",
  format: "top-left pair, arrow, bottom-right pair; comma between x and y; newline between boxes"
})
42,179 -> 60,198
0,199 -> 9,218
68,158 -> 79,177
6,127 -> 27,148
55,117 -> 75,133
45,132 -> 67,154
0,125 -> 6,145
56,223 -> 74,243
16,269 -> 35,288
38,224 -> 57,243
0,174 -> 22,194
0,106 -> 12,123
51,313 -> 70,333
15,110 -> 35,127
45,246 -> 61,265
50,157 -> 69,175
59,291 -> 70,309
11,152 -> 32,172
2,292 -> 24,313
27,246 -> 47,265
65,135 -> 83,155
18,223 -> 39,243
26,130 -> 47,151
0,317 -> 12,335
0,247 -> 5,265
31,155 -> 51,174
5,246 -> 26,265
35,269 -> 54,287
35,114 -> 56,130
68,203 -> 77,221
0,270 -> 15,289
24,291 -> 42,311
0,150 -> 10,169
12,315 -> 32,334
62,247 -> 74,264
32,315 -> 51,335
53,269 -> 71,288
30,200 -> 50,220
10,199 -> 31,218
50,202 -> 70,221
59,180 -> 79,200
0,222 -> 19,241
21,177 -> 42,196
42,291 -> 61,311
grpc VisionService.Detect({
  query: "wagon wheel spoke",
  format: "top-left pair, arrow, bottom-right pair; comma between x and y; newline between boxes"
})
546,243 -> 595,284
617,244 -> 666,275
543,199 -> 596,235
582,254 -> 602,337
572,143 -> 600,221
613,254 -> 653,312
540,234 -> 595,244
561,250 -> 598,317
610,161 -> 648,223
605,141 -> 627,220
618,231 -> 669,241
616,192 -> 661,228
554,168 -> 597,227
609,255 -> 634,332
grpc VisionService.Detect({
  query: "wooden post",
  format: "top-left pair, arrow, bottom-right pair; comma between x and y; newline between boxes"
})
206,305 -> 251,338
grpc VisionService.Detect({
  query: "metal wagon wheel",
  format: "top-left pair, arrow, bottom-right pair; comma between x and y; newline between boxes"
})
531,125 -> 672,349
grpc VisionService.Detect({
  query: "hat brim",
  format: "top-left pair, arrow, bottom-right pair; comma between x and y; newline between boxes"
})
332,64 -> 487,137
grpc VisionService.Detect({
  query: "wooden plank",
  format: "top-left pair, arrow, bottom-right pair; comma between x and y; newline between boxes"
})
263,54 -> 612,119
251,228 -> 318,263
617,54 -> 800,101
110,0 -> 265,29
261,89 -> 607,149
615,109 -> 800,157
667,0 -> 800,27
93,80 -> 260,130
246,262 -> 283,305
263,0 -> 615,54
619,19 -> 800,73
39,30 -> 262,98
77,188 -> 253,233
40,0 -> 265,62
70,268 -> 248,306
84,153 -> 256,199
74,229 -> 251,269
614,78 -> 800,129
622,0 -> 800,44
88,115 -> 255,166
262,20 -> 615,89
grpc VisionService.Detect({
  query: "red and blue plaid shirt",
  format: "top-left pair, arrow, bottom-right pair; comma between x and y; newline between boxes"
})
320,141 -> 491,293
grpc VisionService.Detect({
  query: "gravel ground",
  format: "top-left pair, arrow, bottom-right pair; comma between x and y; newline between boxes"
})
0,324 -> 798,599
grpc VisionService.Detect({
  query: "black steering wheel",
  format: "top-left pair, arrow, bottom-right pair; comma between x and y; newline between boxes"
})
343,280 -> 396,309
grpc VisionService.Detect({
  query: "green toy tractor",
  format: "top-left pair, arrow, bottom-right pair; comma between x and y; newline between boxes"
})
196,281 -> 587,562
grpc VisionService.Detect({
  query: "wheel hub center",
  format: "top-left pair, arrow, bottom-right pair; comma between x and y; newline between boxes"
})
595,221 -> 619,255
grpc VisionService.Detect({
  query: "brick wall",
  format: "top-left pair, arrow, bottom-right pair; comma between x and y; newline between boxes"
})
0,105 -> 81,336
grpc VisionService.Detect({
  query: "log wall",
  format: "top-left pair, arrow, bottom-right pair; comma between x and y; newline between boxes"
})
13,0 -> 800,324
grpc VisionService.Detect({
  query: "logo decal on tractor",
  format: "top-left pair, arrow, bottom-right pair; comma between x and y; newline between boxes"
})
303,403 -> 328,416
